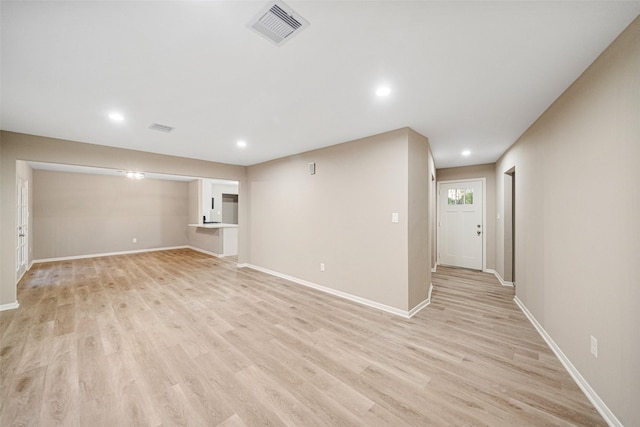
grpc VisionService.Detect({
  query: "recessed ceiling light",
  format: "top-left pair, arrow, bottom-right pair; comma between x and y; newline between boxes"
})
108,112 -> 124,121
237,140 -> 247,148
375,86 -> 391,97
125,171 -> 144,180
462,150 -> 471,156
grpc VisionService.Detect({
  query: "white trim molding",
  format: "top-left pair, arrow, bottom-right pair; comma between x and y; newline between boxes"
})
0,301 -> 20,312
408,283 -> 433,318
16,270 -> 27,285
15,257 -> 34,286
485,268 -> 514,287
239,264 -> 430,319
514,296 -> 622,427
32,246 -> 190,264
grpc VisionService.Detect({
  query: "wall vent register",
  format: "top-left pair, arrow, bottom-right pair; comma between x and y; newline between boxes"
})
149,123 -> 175,133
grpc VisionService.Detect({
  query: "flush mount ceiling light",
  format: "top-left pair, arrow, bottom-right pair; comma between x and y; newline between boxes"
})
108,112 -> 124,121
237,140 -> 247,148
462,150 -> 471,156
125,171 -> 145,180
248,1 -> 310,46
375,86 -> 392,97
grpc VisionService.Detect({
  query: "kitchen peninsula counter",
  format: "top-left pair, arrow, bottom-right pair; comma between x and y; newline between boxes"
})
187,223 -> 238,256
188,223 -> 238,229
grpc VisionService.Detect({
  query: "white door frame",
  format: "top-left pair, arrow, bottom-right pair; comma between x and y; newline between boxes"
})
16,177 -> 29,282
437,178 -> 486,271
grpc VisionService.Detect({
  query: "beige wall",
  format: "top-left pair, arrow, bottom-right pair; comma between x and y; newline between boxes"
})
0,131 -> 247,305
32,170 -> 188,259
246,128 -> 433,312
495,17 -> 639,426
407,129 -> 434,308
437,163 -> 496,271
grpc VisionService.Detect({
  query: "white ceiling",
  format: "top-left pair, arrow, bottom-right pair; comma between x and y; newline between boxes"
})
2,1 -> 639,169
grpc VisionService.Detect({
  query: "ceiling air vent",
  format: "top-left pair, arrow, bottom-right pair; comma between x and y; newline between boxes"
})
248,1 -> 309,46
148,123 -> 175,133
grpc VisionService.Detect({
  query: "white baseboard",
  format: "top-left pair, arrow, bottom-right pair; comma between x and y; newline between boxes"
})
187,246 -> 222,258
408,283 -> 433,318
16,269 -> 27,284
513,296 -> 621,427
239,264 -> 429,319
485,268 -> 514,287
431,265 -> 437,273
0,301 -> 20,312
32,246 -> 189,264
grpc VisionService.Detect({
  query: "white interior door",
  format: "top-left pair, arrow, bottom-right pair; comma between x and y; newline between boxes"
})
16,178 -> 28,280
438,180 -> 483,270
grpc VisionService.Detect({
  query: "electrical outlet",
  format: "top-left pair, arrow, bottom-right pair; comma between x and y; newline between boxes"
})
320,263 -> 325,272
132,238 -> 137,243
391,212 -> 399,223
590,335 -> 598,358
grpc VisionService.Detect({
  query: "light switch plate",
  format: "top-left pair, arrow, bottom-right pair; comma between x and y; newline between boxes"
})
392,213 -> 399,223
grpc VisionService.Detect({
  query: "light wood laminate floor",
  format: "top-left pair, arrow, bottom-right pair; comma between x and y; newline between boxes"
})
1,249 -> 605,426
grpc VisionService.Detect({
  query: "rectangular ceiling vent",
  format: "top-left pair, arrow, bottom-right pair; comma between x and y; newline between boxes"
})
248,1 -> 309,46
148,123 -> 175,133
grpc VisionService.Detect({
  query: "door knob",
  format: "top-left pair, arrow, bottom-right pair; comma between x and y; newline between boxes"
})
19,234 -> 25,237
477,231 -> 481,236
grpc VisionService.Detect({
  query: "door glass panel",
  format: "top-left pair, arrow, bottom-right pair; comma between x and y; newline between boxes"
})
446,187 -> 474,205
447,189 -> 456,205
465,188 -> 473,204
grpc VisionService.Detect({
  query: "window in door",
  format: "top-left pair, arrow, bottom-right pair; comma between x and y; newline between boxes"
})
447,188 -> 474,205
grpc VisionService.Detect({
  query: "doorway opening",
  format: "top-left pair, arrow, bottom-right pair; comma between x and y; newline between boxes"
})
222,193 -> 239,224
431,173 -> 436,272
504,168 -> 515,285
